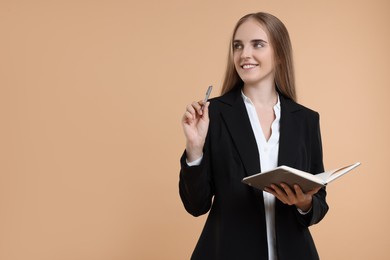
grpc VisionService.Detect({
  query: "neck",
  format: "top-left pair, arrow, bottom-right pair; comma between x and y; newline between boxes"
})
242,82 -> 278,107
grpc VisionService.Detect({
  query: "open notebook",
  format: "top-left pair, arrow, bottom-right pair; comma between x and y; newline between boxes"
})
241,162 -> 361,193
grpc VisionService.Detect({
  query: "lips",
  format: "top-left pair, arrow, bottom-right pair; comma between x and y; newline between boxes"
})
241,64 -> 258,69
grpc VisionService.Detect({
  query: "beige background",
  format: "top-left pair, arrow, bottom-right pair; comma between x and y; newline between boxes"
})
1,0 -> 389,259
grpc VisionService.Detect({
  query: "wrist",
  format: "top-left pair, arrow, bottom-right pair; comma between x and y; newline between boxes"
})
185,145 -> 203,162
296,199 -> 312,212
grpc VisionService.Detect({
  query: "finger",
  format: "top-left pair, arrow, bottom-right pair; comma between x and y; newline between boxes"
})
306,187 -> 321,196
271,184 -> 289,202
264,186 -> 276,195
192,101 -> 203,115
280,183 -> 295,198
293,184 -> 306,201
183,111 -> 195,122
293,184 -> 304,196
201,102 -> 210,121
280,183 -> 298,205
186,104 -> 196,119
265,186 -> 283,201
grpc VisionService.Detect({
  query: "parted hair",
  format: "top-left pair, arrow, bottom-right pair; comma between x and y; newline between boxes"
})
221,12 -> 297,101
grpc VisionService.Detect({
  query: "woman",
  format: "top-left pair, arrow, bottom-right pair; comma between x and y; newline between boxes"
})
180,12 -> 329,260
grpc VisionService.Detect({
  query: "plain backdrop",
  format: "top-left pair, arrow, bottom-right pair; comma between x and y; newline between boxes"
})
1,0 -> 389,259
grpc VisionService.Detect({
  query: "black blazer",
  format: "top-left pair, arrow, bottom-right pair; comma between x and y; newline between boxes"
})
179,87 -> 329,260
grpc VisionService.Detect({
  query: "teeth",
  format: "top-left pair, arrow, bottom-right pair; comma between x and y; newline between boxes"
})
242,64 -> 256,69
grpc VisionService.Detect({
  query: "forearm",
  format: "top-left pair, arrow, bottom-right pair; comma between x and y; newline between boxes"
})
179,151 -> 213,217
309,188 -> 328,225
294,187 -> 328,227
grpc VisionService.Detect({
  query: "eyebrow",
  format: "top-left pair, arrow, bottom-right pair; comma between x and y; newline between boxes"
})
233,39 -> 269,44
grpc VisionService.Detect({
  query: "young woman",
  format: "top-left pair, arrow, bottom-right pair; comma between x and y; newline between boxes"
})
180,12 -> 328,260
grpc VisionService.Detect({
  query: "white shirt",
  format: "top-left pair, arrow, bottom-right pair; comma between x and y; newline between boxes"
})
242,91 -> 280,260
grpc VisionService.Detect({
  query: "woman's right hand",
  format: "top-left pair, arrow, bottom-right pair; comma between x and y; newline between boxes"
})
181,101 -> 210,162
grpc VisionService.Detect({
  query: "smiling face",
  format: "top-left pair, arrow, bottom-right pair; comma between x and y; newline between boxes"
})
233,18 -> 276,88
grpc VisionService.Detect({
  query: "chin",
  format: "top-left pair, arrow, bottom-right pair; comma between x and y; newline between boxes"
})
240,78 -> 262,85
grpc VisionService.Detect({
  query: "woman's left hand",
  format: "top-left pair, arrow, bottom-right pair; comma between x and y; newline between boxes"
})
264,184 -> 321,212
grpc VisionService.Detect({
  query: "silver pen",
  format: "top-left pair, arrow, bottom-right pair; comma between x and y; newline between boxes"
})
203,85 -> 213,104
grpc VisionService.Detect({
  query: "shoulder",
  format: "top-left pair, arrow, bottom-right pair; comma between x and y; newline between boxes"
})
209,88 -> 243,109
207,88 -> 242,114
280,95 -> 320,125
280,94 -> 318,113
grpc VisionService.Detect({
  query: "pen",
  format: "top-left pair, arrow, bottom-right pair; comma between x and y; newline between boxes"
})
203,85 -> 213,104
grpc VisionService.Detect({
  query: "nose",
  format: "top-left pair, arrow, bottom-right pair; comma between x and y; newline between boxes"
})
241,45 -> 252,59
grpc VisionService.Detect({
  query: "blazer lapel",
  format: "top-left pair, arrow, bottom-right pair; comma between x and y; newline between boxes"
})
217,90 -> 303,175
219,89 -> 261,177
278,95 -> 303,167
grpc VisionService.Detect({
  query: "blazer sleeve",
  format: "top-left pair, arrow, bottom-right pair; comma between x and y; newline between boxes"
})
295,112 -> 329,226
179,136 -> 214,217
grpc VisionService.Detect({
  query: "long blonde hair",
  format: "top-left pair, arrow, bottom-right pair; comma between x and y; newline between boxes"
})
221,12 -> 296,101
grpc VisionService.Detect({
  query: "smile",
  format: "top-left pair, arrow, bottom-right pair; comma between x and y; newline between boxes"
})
241,64 -> 258,69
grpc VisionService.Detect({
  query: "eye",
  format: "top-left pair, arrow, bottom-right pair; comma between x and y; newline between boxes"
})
253,41 -> 265,48
233,42 -> 243,50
